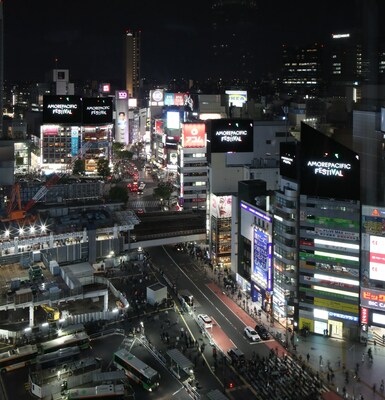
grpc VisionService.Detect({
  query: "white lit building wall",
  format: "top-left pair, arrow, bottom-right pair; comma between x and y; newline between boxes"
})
178,147 -> 208,210
272,178 -> 299,326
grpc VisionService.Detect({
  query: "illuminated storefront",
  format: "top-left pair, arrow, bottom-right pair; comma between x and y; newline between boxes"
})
360,206 -> 385,340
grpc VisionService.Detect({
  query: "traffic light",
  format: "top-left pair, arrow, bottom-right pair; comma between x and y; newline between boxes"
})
229,382 -> 235,389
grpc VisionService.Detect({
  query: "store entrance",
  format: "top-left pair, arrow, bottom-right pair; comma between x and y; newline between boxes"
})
329,320 -> 343,339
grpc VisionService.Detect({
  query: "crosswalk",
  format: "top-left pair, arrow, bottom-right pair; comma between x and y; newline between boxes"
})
127,200 -> 160,209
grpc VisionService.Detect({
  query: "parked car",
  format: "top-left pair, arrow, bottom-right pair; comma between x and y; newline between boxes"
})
255,324 -> 270,340
244,326 -> 261,342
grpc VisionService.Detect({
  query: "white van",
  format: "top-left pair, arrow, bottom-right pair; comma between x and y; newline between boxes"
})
197,314 -> 213,330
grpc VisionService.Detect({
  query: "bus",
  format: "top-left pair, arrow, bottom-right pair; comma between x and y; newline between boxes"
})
67,384 -> 125,399
36,346 -> 80,369
39,331 -> 90,354
0,344 -> 38,373
113,349 -> 160,391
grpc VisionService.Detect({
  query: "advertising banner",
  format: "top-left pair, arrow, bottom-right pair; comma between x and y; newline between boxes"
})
225,90 -> 247,108
211,194 -> 232,219
208,119 -> 253,153
115,90 -> 129,144
43,95 -> 82,124
369,236 -> 385,281
82,97 -> 113,124
300,123 -> 360,200
182,123 -> 206,148
252,227 -> 272,291
361,288 -> 385,310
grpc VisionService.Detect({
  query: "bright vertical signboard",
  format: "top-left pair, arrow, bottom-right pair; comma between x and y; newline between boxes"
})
369,235 -> 385,280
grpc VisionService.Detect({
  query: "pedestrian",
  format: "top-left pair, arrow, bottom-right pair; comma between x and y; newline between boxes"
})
319,355 -> 323,366
306,353 -> 310,363
373,383 -> 376,394
381,379 -> 384,392
362,352 -> 365,363
383,334 -> 385,345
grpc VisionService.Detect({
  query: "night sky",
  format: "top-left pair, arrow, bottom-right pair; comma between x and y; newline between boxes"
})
3,0 -> 363,84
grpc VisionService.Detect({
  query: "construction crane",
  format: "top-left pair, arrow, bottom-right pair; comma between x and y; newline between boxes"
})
0,142 -> 92,223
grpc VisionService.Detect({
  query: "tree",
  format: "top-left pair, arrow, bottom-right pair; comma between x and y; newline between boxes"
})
109,186 -> 129,203
72,159 -> 85,175
112,142 -> 124,153
97,158 -> 111,179
119,150 -> 133,160
153,181 -> 174,204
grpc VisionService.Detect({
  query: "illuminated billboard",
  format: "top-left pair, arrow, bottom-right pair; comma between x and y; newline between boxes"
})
226,90 -> 247,108
280,141 -> 298,179
253,227 -> 272,291
115,90 -> 129,144
167,111 -> 180,129
150,89 -> 164,106
155,120 -> 164,135
182,123 -> 206,148
43,95 -> 82,124
300,123 -> 360,200
82,97 -> 113,124
369,236 -> 385,281
211,194 -> 232,219
207,119 -> 253,153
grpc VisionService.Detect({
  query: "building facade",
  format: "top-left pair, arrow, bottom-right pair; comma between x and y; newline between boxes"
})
124,30 -> 141,99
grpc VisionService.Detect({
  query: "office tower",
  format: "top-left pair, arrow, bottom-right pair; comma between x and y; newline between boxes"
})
124,30 -> 141,99
326,32 -> 363,96
280,42 -> 326,97
210,0 -> 258,81
0,1 -> 3,138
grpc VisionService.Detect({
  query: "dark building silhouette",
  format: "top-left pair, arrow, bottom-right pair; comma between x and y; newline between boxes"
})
209,0 -> 258,82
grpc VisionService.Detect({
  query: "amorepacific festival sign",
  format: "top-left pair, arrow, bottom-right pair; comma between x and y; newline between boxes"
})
300,123 -> 360,200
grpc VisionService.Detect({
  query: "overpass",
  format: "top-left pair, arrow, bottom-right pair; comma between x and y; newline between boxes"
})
128,210 -> 207,249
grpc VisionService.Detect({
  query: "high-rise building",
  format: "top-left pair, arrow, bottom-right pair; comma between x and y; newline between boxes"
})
274,123 -> 361,340
210,0 -> 258,81
124,30 -> 141,99
280,42 -> 326,97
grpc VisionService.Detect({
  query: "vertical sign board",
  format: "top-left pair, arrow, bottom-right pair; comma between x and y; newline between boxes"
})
253,227 -> 272,291
71,128 -> 79,156
115,91 -> 129,144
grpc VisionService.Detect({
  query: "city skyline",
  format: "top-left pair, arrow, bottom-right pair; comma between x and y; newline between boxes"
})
3,0 -> 365,85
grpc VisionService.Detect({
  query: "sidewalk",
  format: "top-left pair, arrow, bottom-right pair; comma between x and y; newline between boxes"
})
205,264 -> 385,400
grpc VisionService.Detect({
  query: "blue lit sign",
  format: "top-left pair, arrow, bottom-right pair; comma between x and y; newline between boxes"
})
241,201 -> 272,223
328,312 -> 359,322
253,228 -> 272,291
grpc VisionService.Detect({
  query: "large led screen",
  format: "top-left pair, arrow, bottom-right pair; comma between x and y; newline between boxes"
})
207,119 -> 253,153
43,95 -> 82,124
167,111 -> 180,129
369,235 -> 385,281
300,123 -> 360,200
182,123 -> 206,148
82,97 -> 113,124
280,141 -> 298,179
